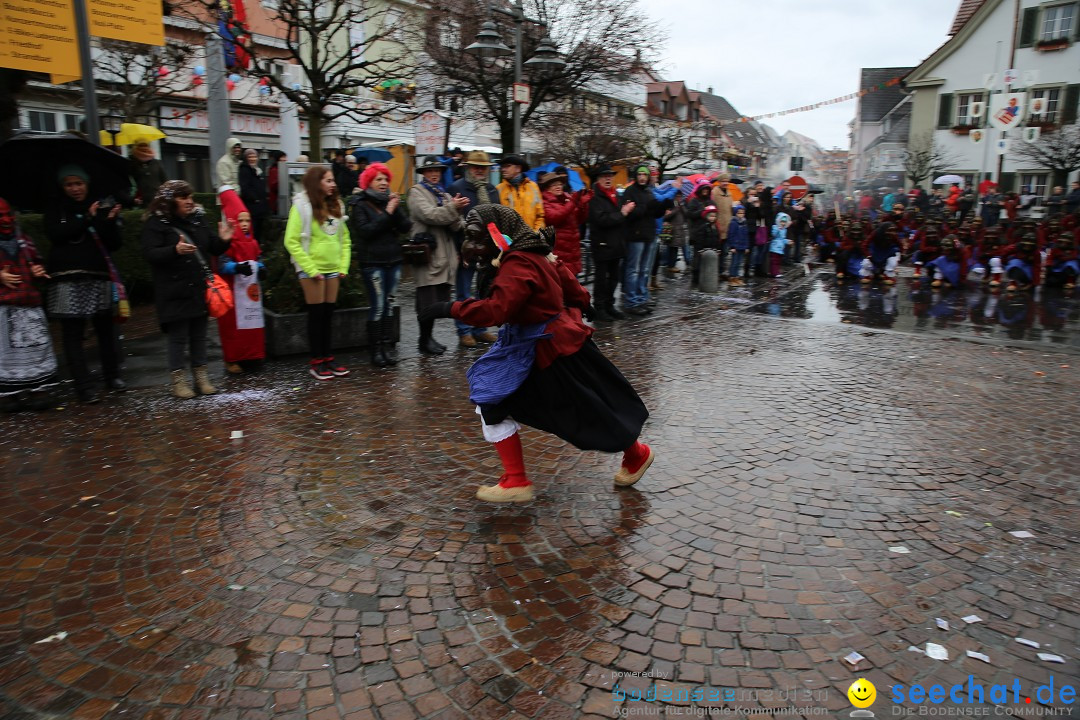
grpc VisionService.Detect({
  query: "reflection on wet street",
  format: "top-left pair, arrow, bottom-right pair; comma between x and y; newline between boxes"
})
749,273 -> 1080,349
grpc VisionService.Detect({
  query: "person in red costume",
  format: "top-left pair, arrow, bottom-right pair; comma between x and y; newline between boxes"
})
216,210 -> 266,373
418,204 -> 653,503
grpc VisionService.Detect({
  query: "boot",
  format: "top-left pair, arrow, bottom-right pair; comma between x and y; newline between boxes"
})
192,366 -> 218,395
476,433 -> 534,502
171,369 -> 196,399
614,441 -> 654,487
592,306 -> 613,322
605,304 -> 626,320
380,316 -> 398,365
367,321 -> 388,367
418,319 -> 445,355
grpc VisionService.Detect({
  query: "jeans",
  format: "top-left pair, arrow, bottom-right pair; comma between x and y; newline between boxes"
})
729,249 -> 746,278
623,241 -> 651,308
750,245 -> 767,275
361,264 -> 401,322
165,316 -> 209,370
643,240 -> 659,298
453,264 -> 487,337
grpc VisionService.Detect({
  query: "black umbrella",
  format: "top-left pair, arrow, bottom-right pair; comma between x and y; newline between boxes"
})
0,134 -> 132,212
728,176 -> 746,184
808,184 -> 826,194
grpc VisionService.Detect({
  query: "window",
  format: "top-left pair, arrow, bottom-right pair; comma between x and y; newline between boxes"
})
439,20 -> 459,48
1031,87 -> 1062,122
956,92 -> 984,126
1041,4 -> 1074,40
1021,173 -> 1049,197
27,111 -> 56,133
434,93 -> 460,112
63,114 -> 82,131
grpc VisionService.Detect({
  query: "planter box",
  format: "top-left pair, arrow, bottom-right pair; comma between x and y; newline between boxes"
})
1036,40 -> 1070,52
264,305 -> 401,357
951,126 -> 976,135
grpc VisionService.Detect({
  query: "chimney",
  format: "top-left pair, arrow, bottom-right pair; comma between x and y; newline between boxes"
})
707,86 -> 713,95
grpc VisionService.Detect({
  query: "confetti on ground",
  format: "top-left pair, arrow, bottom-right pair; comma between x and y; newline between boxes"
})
1061,364 -> 1070,369
181,569 -> 195,574
843,651 -> 865,666
926,643 -> 949,660
889,546 -> 911,554
1037,653 -> 1065,664
962,615 -> 983,624
944,511 -> 964,517
1034,371 -> 1045,376
908,646 -> 924,654
1016,638 -> 1041,648
79,496 -> 96,502
1009,530 -> 1035,538
230,430 -> 244,439
936,618 -> 949,631
34,632 -> 68,644
226,584 -> 245,591
966,651 -> 991,663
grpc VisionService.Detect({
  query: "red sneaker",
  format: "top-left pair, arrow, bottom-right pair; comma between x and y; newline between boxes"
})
309,359 -> 334,380
615,441 -> 654,487
324,356 -> 350,376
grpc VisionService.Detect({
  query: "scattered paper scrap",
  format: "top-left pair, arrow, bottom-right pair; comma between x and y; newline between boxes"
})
226,584 -> 245,591
230,430 -> 244,439
889,546 -> 911,554
966,650 -> 991,663
936,618 -> 950,631
1061,365 -> 1070,369
926,643 -> 949,660
1016,638 -> 1041,649
1009,530 -> 1035,538
181,569 -> 195,574
843,651 -> 866,666
908,645 -> 925,654
944,511 -> 964,517
1034,371 -> 1046,377
1037,653 -> 1065,664
962,615 -> 983,624
34,631 -> 68,644
79,495 -> 96,502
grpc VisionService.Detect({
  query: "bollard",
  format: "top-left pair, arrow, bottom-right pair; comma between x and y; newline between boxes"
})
699,250 -> 719,293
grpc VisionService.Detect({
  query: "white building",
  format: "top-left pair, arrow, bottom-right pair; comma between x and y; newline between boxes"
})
847,67 -> 915,188
905,0 -> 1080,197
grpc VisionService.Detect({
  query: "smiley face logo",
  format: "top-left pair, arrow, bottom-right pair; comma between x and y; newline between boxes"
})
847,678 -> 876,708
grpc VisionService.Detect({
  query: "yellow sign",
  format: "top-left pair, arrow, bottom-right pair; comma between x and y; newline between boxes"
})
0,0 -> 80,76
51,74 -> 81,84
89,0 -> 164,46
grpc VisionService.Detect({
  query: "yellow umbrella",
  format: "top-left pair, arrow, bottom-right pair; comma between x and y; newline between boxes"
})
100,123 -> 167,146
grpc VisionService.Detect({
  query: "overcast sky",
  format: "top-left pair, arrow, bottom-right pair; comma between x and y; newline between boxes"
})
637,0 -> 960,149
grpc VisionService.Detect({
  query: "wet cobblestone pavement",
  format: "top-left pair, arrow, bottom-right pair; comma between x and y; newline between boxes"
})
2,269 -> 1078,719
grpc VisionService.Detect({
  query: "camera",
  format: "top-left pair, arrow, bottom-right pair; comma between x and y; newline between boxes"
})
97,196 -> 117,213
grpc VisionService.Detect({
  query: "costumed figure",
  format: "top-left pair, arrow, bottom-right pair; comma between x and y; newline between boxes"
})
971,228 -> 1005,288
0,198 -> 59,411
861,223 -> 901,285
1044,233 -> 1079,290
835,222 -> 864,281
1002,235 -> 1042,292
418,205 -> 653,503
924,235 -> 970,289
216,210 -> 266,374
912,227 -> 942,279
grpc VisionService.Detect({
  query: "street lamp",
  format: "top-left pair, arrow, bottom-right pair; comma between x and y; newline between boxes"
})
465,4 -> 566,154
339,132 -> 352,153
101,109 -> 124,149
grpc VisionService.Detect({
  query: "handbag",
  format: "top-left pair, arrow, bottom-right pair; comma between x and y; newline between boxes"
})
179,229 -> 234,319
403,232 -> 436,266
89,228 -> 129,323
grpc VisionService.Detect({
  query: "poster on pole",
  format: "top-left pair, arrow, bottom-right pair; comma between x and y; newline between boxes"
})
970,129 -> 986,145
414,111 -> 446,156
988,92 -> 1026,131
0,0 -> 80,76
1023,127 -> 1041,144
995,138 -> 1011,155
89,0 -> 164,45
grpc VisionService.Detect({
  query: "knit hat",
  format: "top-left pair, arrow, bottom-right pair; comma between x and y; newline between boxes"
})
702,205 -> 718,218
57,164 -> 89,185
634,165 -> 650,176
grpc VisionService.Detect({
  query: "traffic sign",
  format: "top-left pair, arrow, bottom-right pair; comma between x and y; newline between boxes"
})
513,83 -> 531,105
786,175 -> 808,199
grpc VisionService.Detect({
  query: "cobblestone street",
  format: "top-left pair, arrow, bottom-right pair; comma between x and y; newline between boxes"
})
1,273 -> 1077,719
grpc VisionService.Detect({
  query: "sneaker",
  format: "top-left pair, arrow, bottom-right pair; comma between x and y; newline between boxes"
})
606,306 -> 627,320
309,359 -> 334,380
324,357 -> 350,376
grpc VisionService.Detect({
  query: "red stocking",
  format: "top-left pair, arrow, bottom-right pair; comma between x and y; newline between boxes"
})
494,434 -> 530,488
621,440 -> 650,473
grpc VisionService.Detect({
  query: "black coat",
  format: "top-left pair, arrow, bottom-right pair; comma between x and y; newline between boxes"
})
128,157 -> 167,207
347,191 -> 412,266
45,199 -> 122,281
142,212 -> 230,327
588,190 -> 629,261
238,164 -> 270,219
621,182 -> 670,242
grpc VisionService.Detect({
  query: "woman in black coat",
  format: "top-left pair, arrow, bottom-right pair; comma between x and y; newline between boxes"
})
141,180 -> 232,399
587,166 -> 632,321
238,149 -> 270,242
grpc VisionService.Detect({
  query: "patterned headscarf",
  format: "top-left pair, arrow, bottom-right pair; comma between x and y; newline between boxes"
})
150,180 -> 196,220
464,203 -> 553,255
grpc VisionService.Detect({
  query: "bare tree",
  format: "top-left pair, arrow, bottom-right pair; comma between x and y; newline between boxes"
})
904,131 -> 963,187
1010,125 -> 1080,187
531,108 -> 645,178
633,121 -> 704,177
93,39 -> 203,123
185,0 -> 413,156
419,0 -> 665,154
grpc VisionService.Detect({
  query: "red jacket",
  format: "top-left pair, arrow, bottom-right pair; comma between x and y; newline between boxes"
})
542,190 -> 589,274
452,250 -> 592,369
945,187 -> 961,210
0,232 -> 45,307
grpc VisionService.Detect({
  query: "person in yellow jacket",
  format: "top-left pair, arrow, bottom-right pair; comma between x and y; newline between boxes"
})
284,165 -> 352,380
497,155 -> 544,230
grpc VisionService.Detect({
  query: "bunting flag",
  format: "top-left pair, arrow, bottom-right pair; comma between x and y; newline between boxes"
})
726,74 -> 905,125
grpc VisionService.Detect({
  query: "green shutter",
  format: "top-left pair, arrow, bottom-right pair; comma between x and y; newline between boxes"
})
937,93 -> 953,129
999,172 -> 1016,193
1019,6 -> 1039,47
1064,84 -> 1080,125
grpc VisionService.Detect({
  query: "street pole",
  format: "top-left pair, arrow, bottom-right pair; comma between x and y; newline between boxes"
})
73,0 -> 100,145
206,32 -> 231,187
511,2 -> 523,155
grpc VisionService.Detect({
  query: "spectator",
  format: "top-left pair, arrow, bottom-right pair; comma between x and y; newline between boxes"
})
726,204 -> 750,284
621,165 -> 670,315
408,156 -> 469,355
1066,180 -> 1080,214
497,155 -> 544,230
216,210 -> 266,375
267,150 -> 287,215
743,187 -> 768,278
691,205 -> 722,284
284,166 -> 352,380
539,171 -> 589,277
215,137 -> 243,190
339,155 -> 361,195
588,164 -> 633,322
128,141 -> 166,207
45,165 -> 125,404
1047,185 -> 1067,215
448,151 -> 500,348
141,180 -> 233,398
238,148 -> 270,242
348,162 -> 412,367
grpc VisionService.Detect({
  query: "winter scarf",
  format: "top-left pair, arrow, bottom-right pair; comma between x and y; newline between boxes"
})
420,179 -> 445,205
596,185 -> 618,206
471,177 -> 492,205
506,174 -> 524,188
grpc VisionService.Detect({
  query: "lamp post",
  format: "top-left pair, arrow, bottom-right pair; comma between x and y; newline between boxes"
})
101,109 -> 124,150
339,132 -> 352,154
465,3 -> 566,154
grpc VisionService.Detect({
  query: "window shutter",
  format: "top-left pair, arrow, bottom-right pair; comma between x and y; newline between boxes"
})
999,172 -> 1016,193
937,93 -> 953,129
1064,84 -> 1080,125
1019,6 -> 1039,47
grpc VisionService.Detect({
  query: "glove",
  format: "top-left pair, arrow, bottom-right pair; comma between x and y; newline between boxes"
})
418,301 -> 454,323
581,304 -> 596,321
257,265 -> 267,281
236,262 -> 254,276
220,261 -> 238,275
